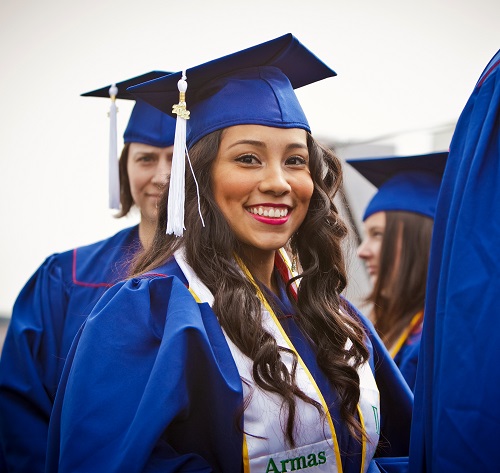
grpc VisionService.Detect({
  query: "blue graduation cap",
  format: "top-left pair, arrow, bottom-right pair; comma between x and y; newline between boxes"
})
127,33 -> 336,235
346,151 -> 448,221
82,71 -> 176,209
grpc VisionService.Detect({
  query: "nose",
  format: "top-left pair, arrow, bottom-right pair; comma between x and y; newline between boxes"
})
152,157 -> 172,188
258,162 -> 291,196
357,238 -> 371,260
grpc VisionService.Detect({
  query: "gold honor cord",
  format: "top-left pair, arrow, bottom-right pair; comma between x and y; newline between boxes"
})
233,254 -> 344,472
242,435 -> 250,473
389,310 -> 424,359
188,287 -> 202,303
356,406 -> 367,473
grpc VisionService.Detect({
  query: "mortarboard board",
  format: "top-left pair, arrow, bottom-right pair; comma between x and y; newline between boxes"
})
82,71 -> 176,209
128,33 -> 336,148
127,33 -> 336,235
346,151 -> 448,220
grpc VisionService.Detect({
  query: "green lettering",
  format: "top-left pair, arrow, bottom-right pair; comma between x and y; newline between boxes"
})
289,456 -> 306,470
372,405 -> 380,435
306,453 -> 318,467
267,451 -> 328,472
266,458 -> 280,473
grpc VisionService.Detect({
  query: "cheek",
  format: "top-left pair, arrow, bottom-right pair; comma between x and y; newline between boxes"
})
127,162 -> 138,185
296,176 -> 314,204
127,174 -> 140,196
128,167 -> 148,193
213,174 -> 251,208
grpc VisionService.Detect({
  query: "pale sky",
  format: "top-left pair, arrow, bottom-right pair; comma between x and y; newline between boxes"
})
0,0 -> 499,315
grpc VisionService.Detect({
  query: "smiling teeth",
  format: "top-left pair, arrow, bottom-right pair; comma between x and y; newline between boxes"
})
248,207 -> 288,217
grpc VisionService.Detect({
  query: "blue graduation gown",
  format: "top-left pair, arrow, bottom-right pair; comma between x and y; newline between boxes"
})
46,257 -> 412,473
0,226 -> 140,473
410,50 -> 500,472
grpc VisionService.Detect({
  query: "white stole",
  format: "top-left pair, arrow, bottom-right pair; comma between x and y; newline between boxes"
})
174,248 -> 380,473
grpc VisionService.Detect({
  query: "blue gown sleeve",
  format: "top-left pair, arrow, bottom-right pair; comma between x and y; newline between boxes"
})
46,274 -> 243,473
0,255 -> 71,473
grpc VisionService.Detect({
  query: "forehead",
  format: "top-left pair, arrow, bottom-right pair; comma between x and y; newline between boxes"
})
128,142 -> 173,154
364,211 -> 386,229
220,124 -> 308,145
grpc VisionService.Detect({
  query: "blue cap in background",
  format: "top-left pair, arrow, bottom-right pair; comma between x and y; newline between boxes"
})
82,71 -> 177,209
347,151 -> 448,220
82,71 -> 176,148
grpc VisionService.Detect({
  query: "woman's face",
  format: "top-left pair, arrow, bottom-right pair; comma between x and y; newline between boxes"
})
127,142 -> 174,224
211,124 -> 314,256
357,211 -> 386,285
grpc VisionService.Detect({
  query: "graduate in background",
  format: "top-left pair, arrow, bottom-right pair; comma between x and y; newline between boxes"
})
46,34 -> 412,473
0,72 -> 176,473
409,50 -> 500,472
347,152 -> 447,391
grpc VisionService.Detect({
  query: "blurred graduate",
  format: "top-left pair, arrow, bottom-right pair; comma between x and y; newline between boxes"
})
46,34 -> 413,473
409,49 -> 500,472
0,73 -> 177,473
347,152 -> 447,391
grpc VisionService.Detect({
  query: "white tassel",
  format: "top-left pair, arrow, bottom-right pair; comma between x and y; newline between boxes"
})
108,84 -> 120,210
167,73 -> 190,236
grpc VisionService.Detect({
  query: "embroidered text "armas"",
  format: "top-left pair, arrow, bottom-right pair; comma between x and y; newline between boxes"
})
266,451 -> 327,472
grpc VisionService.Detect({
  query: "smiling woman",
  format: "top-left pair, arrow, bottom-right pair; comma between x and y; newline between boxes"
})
212,125 -> 313,289
46,34 -> 413,473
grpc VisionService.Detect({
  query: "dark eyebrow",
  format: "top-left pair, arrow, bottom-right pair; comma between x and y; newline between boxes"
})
285,142 -> 308,151
227,139 -> 264,149
227,140 -> 308,151
131,151 -> 158,158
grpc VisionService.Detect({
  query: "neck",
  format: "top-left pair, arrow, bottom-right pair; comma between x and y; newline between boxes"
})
138,218 -> 156,251
240,248 -> 279,295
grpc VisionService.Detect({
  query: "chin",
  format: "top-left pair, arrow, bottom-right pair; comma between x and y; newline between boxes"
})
239,236 -> 288,253
146,207 -> 159,221
140,208 -> 158,225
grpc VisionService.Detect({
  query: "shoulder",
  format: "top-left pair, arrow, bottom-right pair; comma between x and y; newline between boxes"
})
83,267 -> 207,349
73,225 -> 139,263
90,255 -> 191,315
77,225 -> 139,251
70,226 -> 140,287
32,226 -> 139,281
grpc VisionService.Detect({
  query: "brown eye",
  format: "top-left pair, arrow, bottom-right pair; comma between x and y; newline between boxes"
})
286,156 -> 308,166
236,154 -> 260,164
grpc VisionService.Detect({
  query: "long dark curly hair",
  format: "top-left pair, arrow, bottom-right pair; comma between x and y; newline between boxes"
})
131,128 -> 370,446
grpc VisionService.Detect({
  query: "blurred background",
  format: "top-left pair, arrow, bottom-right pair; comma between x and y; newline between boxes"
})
1,0 -> 499,348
